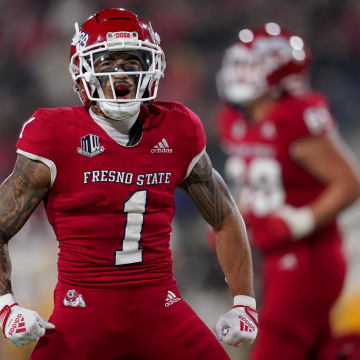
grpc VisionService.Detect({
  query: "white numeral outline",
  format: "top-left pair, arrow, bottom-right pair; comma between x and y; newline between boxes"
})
115,190 -> 147,266
225,156 -> 285,216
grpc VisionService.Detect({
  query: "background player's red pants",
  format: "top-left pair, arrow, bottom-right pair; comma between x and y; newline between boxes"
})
30,279 -> 230,360
250,240 -> 346,360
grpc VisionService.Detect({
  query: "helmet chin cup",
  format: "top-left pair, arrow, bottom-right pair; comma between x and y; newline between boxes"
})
98,101 -> 140,121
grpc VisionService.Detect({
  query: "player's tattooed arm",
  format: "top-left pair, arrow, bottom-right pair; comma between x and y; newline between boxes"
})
180,152 -> 254,297
179,152 -> 234,228
0,155 -> 51,296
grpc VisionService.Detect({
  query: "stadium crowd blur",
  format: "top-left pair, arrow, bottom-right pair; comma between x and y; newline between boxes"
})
1,0 -> 360,359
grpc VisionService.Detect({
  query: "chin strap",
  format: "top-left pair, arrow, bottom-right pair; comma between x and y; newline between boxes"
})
98,101 -> 141,121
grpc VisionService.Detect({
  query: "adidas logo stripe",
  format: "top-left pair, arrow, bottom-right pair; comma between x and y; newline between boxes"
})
8,314 -> 27,336
16,318 -> 26,333
165,290 -> 177,301
164,290 -> 181,307
151,138 -> 173,154
240,321 -> 249,332
238,315 -> 256,332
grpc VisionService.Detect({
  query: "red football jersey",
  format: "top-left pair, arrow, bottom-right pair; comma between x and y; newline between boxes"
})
16,102 -> 206,287
217,92 -> 341,250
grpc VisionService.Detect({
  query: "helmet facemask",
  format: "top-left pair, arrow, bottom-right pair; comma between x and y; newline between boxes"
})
217,45 -> 268,105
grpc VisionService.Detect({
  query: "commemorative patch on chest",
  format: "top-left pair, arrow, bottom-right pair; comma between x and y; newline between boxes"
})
77,134 -> 105,157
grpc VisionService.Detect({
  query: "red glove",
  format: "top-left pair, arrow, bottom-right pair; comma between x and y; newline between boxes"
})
246,213 -> 292,252
246,206 -> 315,252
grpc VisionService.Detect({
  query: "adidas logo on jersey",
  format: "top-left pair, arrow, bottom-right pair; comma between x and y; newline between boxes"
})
151,138 -> 173,154
164,290 -> 181,307
8,313 -> 26,336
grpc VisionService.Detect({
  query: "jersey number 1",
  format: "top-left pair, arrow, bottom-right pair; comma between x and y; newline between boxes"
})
115,190 -> 147,266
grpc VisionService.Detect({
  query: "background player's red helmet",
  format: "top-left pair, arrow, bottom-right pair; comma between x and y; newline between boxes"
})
216,22 -> 312,105
69,8 -> 165,107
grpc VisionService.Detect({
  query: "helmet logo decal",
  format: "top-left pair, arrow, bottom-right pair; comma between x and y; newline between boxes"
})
79,31 -> 89,48
148,22 -> 161,45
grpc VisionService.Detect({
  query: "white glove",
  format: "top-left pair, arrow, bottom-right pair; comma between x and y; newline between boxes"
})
215,295 -> 258,347
275,205 -> 315,239
0,293 -> 55,347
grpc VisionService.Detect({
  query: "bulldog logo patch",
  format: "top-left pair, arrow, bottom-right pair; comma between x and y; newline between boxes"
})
63,289 -> 86,308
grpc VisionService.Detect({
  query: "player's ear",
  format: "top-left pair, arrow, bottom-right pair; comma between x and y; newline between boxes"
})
75,80 -> 94,106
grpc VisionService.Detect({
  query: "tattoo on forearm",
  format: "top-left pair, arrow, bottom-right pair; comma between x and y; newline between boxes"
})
0,155 -> 50,295
0,241 -> 12,295
180,153 -> 233,227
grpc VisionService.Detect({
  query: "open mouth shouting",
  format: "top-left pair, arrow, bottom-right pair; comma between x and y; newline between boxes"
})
114,84 -> 132,99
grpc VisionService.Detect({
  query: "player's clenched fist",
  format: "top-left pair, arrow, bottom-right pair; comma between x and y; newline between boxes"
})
0,293 -> 55,347
215,295 -> 258,347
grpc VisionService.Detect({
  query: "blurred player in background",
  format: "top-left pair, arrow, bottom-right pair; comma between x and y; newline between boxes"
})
215,22 -> 360,360
0,8 -> 258,360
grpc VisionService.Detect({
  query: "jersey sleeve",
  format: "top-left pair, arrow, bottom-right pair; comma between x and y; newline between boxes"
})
182,107 -> 206,178
285,95 -> 336,143
16,109 -> 57,185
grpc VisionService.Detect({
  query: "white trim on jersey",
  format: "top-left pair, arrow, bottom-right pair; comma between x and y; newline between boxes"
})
16,149 -> 57,187
183,146 -> 206,180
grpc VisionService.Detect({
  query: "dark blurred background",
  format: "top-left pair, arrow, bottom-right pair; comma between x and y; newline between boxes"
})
1,0 -> 360,359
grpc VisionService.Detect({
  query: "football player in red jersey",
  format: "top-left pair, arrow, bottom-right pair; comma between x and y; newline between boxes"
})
216,23 -> 360,360
0,8 -> 257,360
